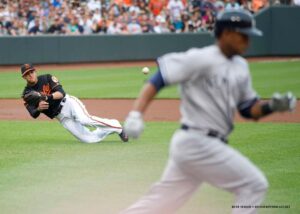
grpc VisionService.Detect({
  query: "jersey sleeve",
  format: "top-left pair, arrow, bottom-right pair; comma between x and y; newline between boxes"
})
47,74 -> 66,95
238,63 -> 258,105
47,74 -> 60,89
24,103 -> 40,119
157,48 -> 205,85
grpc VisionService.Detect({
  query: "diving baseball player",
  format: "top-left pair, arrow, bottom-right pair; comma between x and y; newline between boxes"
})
122,9 -> 296,213
21,63 -> 128,143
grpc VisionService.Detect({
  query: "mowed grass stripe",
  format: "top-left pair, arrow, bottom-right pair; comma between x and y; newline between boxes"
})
0,60 -> 300,98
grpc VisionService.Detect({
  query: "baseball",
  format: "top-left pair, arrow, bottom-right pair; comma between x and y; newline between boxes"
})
142,67 -> 150,75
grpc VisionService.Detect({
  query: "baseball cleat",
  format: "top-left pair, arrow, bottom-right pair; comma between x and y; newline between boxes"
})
119,130 -> 129,142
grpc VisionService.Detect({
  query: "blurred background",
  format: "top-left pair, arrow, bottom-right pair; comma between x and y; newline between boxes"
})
1,0 -> 296,36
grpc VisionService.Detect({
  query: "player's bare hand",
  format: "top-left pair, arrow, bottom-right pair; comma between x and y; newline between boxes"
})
37,101 -> 49,111
124,111 -> 144,139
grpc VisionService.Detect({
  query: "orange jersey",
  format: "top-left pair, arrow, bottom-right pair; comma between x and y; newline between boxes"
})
123,0 -> 132,7
252,0 -> 267,12
149,0 -> 167,16
113,0 -> 132,7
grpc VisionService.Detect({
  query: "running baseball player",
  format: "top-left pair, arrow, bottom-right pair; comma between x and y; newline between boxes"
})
21,63 -> 128,143
122,9 -> 296,213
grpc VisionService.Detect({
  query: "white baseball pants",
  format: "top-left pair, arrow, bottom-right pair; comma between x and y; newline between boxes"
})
56,94 -> 122,143
121,129 -> 268,214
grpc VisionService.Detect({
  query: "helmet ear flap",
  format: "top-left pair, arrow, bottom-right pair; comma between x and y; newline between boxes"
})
214,22 -> 223,39
214,25 -> 220,38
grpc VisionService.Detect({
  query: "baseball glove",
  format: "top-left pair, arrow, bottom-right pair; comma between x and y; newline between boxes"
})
23,91 -> 46,107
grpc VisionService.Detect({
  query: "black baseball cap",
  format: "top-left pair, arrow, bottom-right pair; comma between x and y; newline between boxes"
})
21,63 -> 35,76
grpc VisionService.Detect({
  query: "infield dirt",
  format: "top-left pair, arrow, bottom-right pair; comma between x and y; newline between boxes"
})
0,99 -> 299,122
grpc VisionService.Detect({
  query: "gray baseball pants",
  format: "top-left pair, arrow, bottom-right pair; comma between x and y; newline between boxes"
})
121,129 -> 268,214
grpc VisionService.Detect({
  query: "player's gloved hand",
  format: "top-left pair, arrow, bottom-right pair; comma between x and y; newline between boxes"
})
269,92 -> 296,112
124,111 -> 144,139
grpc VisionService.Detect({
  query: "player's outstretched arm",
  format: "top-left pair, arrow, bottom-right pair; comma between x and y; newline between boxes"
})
133,83 -> 158,114
125,70 -> 166,139
124,83 -> 158,139
249,92 -> 296,120
48,91 -> 64,101
25,103 -> 41,119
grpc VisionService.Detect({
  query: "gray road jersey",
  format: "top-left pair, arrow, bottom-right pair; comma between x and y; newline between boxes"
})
158,45 -> 257,136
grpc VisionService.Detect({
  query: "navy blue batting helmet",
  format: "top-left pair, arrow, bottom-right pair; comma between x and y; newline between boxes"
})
214,9 -> 262,38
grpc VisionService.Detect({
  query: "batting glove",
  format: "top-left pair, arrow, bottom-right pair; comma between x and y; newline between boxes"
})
124,111 -> 144,139
269,92 -> 296,112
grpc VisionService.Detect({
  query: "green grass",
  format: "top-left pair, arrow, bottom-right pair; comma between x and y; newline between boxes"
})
249,60 -> 300,98
0,121 -> 299,214
0,60 -> 300,99
0,66 -> 177,99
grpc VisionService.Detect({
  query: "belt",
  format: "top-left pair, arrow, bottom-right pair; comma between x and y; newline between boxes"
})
181,124 -> 228,143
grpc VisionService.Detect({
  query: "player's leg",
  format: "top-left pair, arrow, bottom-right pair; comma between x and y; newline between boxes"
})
56,95 -> 124,143
58,118 -> 110,143
121,158 -> 201,214
172,130 -> 268,214
68,95 -> 123,134
205,146 -> 268,214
